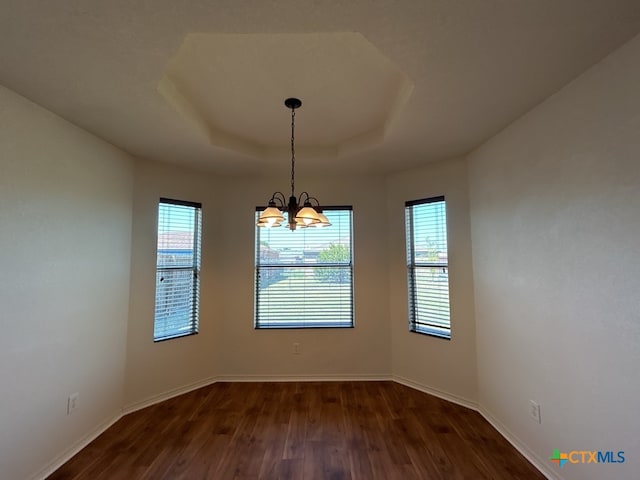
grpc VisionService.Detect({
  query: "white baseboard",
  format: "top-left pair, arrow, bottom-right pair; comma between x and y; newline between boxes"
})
30,411 -> 123,480
392,375 -> 478,410
122,374 -> 392,415
393,376 -> 556,480
122,375 -> 219,414
217,373 -> 393,382
122,373 -> 393,415
33,378 -> 221,479
478,406 -> 562,480
37,375 -> 553,480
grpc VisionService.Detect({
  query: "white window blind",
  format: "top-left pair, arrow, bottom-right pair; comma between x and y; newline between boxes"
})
255,207 -> 354,328
405,196 -> 451,339
154,198 -> 202,341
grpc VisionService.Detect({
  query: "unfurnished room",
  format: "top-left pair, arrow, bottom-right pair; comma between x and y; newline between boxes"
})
1,1 -> 639,479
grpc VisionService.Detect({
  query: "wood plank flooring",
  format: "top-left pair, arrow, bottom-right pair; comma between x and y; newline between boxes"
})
48,381 -> 546,479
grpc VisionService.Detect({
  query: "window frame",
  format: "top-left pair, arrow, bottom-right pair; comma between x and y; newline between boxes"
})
405,196 -> 451,339
254,206 -> 354,329
153,197 -> 202,342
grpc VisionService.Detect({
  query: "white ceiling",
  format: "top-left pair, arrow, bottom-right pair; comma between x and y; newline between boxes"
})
158,32 -> 413,162
1,0 -> 639,174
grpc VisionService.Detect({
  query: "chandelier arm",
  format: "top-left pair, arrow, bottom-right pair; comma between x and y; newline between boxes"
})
297,191 -> 311,204
304,195 -> 321,207
269,191 -> 287,207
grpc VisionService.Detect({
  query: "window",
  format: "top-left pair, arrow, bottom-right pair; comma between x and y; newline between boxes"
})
405,196 -> 451,339
255,207 -> 354,328
153,198 -> 202,341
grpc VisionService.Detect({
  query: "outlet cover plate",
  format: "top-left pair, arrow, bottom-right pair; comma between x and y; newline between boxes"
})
67,392 -> 79,415
529,400 -> 541,424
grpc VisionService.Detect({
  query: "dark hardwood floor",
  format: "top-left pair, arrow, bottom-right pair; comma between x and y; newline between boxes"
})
48,381 -> 545,479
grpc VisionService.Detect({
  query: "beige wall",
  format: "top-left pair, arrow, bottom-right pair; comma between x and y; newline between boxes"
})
387,158 -> 478,404
0,86 -> 133,480
124,166 -> 391,407
216,174 -> 391,379
124,161 -> 224,407
468,33 -> 640,479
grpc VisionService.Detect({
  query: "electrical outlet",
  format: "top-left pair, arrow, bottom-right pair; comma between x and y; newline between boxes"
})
529,400 -> 541,424
292,342 -> 301,355
67,392 -> 79,415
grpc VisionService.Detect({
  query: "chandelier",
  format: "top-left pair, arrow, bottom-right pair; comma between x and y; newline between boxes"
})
256,98 -> 331,230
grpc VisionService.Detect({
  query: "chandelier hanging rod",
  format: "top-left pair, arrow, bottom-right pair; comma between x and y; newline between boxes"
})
256,97 -> 331,230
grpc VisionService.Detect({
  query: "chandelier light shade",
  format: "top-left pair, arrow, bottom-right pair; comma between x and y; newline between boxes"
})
257,98 -> 331,230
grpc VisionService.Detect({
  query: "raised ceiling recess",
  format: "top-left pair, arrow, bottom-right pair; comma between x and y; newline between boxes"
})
158,32 -> 413,161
